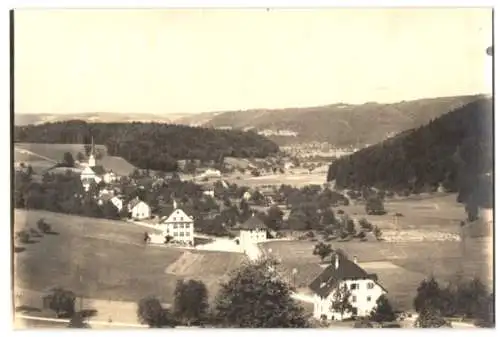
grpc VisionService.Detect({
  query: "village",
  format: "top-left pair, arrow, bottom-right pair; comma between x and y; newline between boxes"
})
13,137 -> 494,329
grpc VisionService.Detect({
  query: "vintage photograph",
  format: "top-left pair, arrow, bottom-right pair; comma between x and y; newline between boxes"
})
12,8 -> 493,329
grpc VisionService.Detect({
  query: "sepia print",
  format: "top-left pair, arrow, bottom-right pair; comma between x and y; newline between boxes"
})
12,8 -> 494,329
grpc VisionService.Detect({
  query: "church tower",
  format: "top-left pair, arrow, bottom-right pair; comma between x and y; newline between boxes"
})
88,136 -> 96,167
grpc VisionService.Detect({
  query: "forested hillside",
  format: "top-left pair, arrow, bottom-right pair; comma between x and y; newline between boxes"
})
14,121 -> 280,171
202,95 -> 483,145
327,97 -> 493,207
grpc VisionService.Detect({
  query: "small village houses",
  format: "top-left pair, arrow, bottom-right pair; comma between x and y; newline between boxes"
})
309,252 -> 387,321
128,198 -> 151,220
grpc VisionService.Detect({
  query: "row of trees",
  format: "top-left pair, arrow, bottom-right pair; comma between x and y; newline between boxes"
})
327,98 -> 493,209
14,121 -> 280,171
413,276 -> 494,328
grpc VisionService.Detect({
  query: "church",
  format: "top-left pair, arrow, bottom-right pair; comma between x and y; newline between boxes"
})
80,138 -> 117,190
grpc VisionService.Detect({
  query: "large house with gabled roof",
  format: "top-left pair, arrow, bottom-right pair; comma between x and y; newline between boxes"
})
159,206 -> 194,245
235,214 -> 268,247
309,251 -> 387,321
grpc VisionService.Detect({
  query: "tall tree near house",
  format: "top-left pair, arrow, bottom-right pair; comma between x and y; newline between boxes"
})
330,283 -> 355,321
313,242 -> 333,262
370,295 -> 396,323
84,143 -> 92,157
213,259 -> 310,328
265,205 -> 284,231
62,152 -> 75,167
413,277 -> 443,314
76,152 -> 85,163
173,279 -> 209,326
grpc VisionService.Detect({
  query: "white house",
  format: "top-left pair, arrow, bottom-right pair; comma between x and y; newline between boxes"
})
236,215 -> 268,249
129,199 -> 151,220
309,253 -> 387,321
202,168 -> 222,178
159,208 -> 194,245
110,196 -> 123,211
103,171 -> 118,184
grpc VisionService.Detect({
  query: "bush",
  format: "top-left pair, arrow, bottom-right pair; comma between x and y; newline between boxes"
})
37,218 -> 52,233
16,230 -> 30,244
43,287 -> 76,318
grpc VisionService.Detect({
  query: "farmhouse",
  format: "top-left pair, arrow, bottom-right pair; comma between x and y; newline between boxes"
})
128,198 -> 151,220
236,215 -> 268,247
159,207 -> 195,245
309,252 -> 387,321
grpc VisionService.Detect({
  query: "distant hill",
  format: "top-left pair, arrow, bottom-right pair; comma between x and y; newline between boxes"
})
201,95 -> 485,146
15,95 -> 484,146
326,97 -> 493,207
14,112 -> 193,126
14,121 -> 280,172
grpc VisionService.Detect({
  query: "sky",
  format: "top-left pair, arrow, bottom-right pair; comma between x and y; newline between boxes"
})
15,8 -> 493,115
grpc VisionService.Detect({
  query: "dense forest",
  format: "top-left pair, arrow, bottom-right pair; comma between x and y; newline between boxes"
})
14,121 -> 280,171
327,97 -> 493,208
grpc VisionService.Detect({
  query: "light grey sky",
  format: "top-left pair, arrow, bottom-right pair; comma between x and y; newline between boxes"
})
15,8 -> 492,115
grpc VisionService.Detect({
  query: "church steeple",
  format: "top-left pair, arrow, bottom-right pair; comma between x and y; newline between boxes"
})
88,136 -> 96,167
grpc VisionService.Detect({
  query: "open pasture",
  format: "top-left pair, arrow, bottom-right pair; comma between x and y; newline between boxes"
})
14,210 -> 245,304
14,143 -> 137,176
15,143 -> 108,162
225,171 -> 327,188
340,193 -> 466,234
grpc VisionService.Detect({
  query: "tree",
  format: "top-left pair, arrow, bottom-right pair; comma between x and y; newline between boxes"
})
213,259 -> 310,328
173,279 -> 209,326
76,152 -> 85,163
137,296 -> 173,328
84,143 -> 92,157
67,313 -> 90,328
330,283 -> 355,320
414,307 -> 450,328
37,218 -> 51,233
15,230 -> 30,244
321,208 -> 336,227
373,226 -> 382,240
43,287 -> 76,318
265,206 -> 284,231
365,196 -> 386,215
370,295 -> 396,323
313,242 -> 333,262
413,277 -> 443,314
62,152 -> 75,167
474,293 -> 495,328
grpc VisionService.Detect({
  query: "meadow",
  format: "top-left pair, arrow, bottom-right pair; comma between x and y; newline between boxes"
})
260,193 -> 492,311
14,210 -> 245,305
14,143 -> 136,176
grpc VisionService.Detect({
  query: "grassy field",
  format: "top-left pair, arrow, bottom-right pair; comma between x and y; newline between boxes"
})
261,236 -> 492,311
14,210 -> 245,304
225,171 -> 327,188
14,143 -> 137,176
339,193 -> 466,233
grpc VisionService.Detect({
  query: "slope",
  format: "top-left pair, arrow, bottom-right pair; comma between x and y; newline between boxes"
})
203,95 -> 483,146
326,97 -> 493,207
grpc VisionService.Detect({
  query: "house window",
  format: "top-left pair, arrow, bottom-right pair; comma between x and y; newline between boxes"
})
174,217 -> 177,221
185,232 -> 190,237
173,224 -> 178,229
180,232 -> 184,237
350,283 -> 359,290
352,296 -> 357,303
367,282 -> 374,289
367,296 -> 372,302
173,232 -> 178,236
